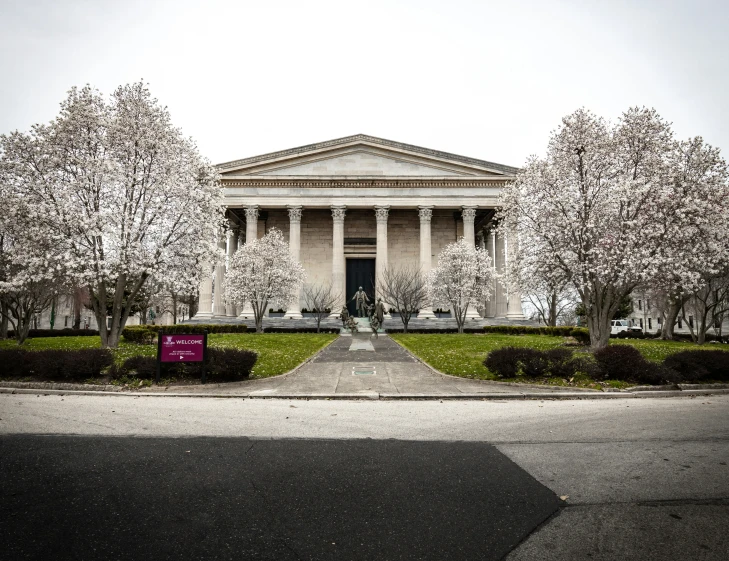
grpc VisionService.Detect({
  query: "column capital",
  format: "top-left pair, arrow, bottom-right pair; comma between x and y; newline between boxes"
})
418,206 -> 433,222
287,205 -> 303,223
245,206 -> 259,221
374,205 -> 390,223
461,206 -> 477,222
331,205 -> 347,222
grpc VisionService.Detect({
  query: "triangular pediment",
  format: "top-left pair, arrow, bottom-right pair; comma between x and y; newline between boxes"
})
253,149 -> 472,177
218,134 -> 518,178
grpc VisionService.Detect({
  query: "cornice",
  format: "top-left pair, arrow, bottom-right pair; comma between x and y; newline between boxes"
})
217,134 -> 521,175
221,178 -> 512,189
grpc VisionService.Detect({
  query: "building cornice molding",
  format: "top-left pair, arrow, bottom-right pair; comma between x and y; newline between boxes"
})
217,134 -> 521,175
221,178 -> 513,189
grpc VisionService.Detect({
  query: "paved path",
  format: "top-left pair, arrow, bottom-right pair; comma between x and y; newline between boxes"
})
167,335 -> 556,397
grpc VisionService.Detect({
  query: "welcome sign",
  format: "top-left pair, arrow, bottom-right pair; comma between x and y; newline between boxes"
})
160,334 -> 205,362
156,331 -> 209,384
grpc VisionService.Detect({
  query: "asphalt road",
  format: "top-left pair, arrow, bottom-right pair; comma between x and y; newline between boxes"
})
2,394 -> 728,560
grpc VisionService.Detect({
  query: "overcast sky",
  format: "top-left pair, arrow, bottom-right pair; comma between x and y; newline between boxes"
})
1,0 -> 727,168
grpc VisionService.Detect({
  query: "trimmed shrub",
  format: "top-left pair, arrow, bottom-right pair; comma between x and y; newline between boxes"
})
122,323 -> 249,342
0,349 -> 113,381
0,349 -> 28,378
484,346 -> 595,379
121,327 -> 156,344
569,328 -> 590,345
7,328 -> 100,338
593,345 -> 645,381
206,348 -> 257,380
115,356 -> 157,379
161,324 -> 248,334
113,348 -> 258,382
663,350 -> 729,382
592,345 -> 681,384
484,347 -> 553,378
612,330 -> 647,339
263,327 -> 340,333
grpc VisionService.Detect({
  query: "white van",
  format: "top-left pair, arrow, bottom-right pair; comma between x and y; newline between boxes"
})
610,319 -> 643,335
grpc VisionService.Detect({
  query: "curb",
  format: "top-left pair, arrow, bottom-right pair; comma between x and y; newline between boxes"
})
2,387 -> 728,400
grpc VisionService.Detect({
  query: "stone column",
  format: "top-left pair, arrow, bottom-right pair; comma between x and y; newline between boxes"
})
238,206 -> 259,319
374,206 -> 391,319
193,262 -> 213,319
284,206 -> 303,319
484,230 -> 496,317
213,231 -> 227,317
225,223 -> 238,317
328,206 -> 346,318
505,232 -> 526,319
462,206 -> 481,319
416,206 -> 436,319
494,232 -> 508,317
462,206 -> 477,245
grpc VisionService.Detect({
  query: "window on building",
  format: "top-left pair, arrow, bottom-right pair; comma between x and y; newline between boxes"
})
638,300 -> 642,311
64,316 -> 69,327
648,318 -> 652,330
639,318 -> 643,328
678,319 -> 682,329
658,317 -> 663,325
689,316 -> 694,328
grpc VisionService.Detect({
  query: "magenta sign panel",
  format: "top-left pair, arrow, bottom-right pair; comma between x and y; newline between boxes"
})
160,334 -> 205,362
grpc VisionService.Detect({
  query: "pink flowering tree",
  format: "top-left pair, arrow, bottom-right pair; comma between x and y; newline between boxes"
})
225,228 -> 306,333
0,83 -> 224,347
426,239 -> 494,333
498,107 -> 729,349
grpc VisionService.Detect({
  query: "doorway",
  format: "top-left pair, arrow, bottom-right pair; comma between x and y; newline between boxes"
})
346,258 -> 376,316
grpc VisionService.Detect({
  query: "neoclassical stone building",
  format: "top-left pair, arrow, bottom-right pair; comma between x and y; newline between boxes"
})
193,135 -> 525,321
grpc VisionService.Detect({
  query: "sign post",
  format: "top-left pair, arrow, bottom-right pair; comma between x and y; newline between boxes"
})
156,331 -> 208,385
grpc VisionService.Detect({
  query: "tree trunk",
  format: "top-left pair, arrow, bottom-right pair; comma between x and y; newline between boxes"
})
0,301 -> 8,339
660,298 -> 682,340
587,310 -> 611,350
253,299 -> 266,333
454,304 -> 465,334
548,292 -> 558,327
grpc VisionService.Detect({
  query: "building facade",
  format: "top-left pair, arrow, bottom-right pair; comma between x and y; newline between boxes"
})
194,135 -> 525,321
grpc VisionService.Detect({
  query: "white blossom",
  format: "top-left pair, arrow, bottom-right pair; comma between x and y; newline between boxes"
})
427,239 -> 494,333
497,107 -> 729,348
0,83 -> 225,347
224,228 -> 305,333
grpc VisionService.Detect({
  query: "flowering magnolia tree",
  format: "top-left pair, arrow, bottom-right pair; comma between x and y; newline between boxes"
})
0,83 -> 224,347
427,239 -> 494,333
497,107 -> 729,349
651,137 -> 729,339
225,228 -> 306,333
0,180 -> 69,343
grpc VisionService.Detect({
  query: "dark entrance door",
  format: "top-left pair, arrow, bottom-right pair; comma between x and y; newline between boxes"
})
346,258 -> 376,317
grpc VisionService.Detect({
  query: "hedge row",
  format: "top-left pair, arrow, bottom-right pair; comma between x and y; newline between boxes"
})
483,325 -> 591,344
122,323 -> 248,343
114,348 -> 257,382
484,346 -> 729,385
0,349 -> 113,381
385,328 -> 485,334
0,346 -> 258,383
6,329 -> 100,339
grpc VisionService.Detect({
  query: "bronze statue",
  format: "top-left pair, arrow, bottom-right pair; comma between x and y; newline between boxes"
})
350,286 -> 370,317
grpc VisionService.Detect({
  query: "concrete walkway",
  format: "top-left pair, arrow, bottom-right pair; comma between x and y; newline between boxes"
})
147,335 -> 559,397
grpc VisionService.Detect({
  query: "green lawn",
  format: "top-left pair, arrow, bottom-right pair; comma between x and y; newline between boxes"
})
0,333 -> 337,379
390,333 -> 728,384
